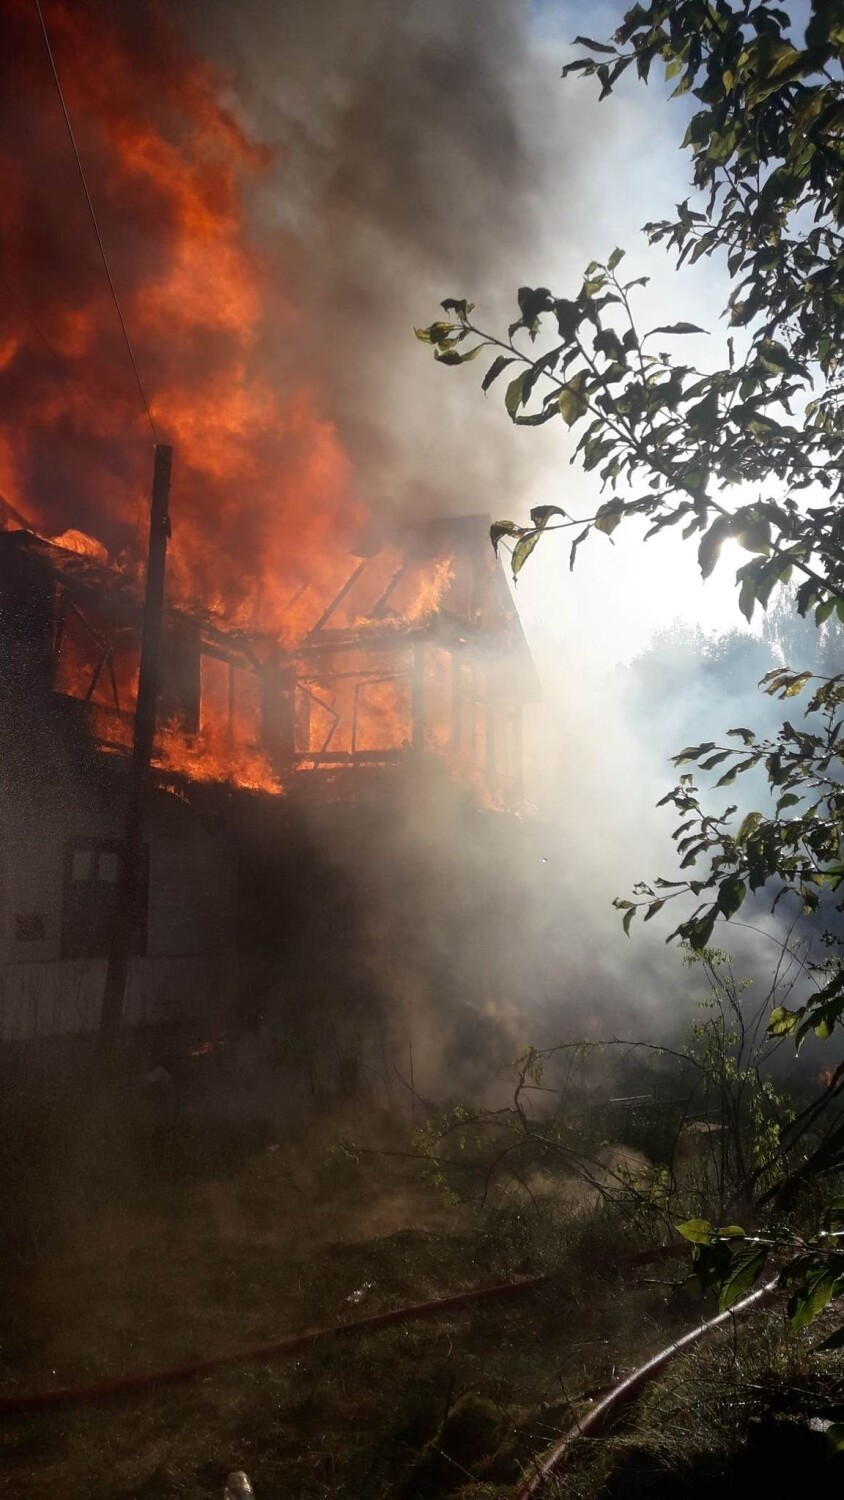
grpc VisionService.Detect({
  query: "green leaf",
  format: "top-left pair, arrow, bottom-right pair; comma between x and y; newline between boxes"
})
530,504 -> 567,530
698,517 -> 732,580
482,354 -> 517,394
688,907 -> 717,951
558,372 -> 589,426
739,576 -> 757,622
676,1218 -> 715,1245
648,322 -> 707,336
511,531 -> 541,577
594,500 -> 625,537
717,875 -> 746,920
735,519 -> 771,555
768,1006 -> 801,1038
757,40 -> 802,81
414,320 -> 456,346
441,298 -> 474,320
781,672 -> 812,699
554,298 -> 582,340
514,404 -> 567,427
789,1267 -> 837,1329
687,388 -> 719,435
607,246 -> 626,271
489,520 -> 523,557
505,372 -> 528,420
569,525 -> 590,571
719,1248 -> 769,1312
776,793 -> 799,813
572,35 -> 617,54
594,327 -> 626,362
736,811 -> 763,846
434,343 -> 488,365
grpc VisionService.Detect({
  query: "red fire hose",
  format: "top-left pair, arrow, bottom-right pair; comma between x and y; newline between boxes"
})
513,1277 -> 781,1499
0,1242 -> 686,1421
0,1273 -> 553,1418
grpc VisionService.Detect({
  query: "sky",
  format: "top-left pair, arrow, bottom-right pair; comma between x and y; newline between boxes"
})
488,1 -> 758,671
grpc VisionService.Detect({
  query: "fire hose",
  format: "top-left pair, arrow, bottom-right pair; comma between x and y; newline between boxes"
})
513,1276 -> 781,1499
0,1242 -> 689,1421
0,1273 -> 554,1417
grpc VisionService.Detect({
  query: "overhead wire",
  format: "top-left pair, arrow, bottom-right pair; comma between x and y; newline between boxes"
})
32,0 -> 159,444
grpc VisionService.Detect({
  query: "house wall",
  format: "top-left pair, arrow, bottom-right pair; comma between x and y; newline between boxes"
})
0,740 -> 241,1042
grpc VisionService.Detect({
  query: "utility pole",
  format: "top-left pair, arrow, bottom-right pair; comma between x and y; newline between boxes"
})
99,443 -> 172,1047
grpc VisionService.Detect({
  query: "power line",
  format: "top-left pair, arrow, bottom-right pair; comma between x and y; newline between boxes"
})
33,0 -> 158,444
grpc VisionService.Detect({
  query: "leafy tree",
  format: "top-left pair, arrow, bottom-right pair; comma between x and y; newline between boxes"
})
418,0 -> 844,1333
418,0 -> 844,1026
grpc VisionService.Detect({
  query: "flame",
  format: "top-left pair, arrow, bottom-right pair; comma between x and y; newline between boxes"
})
391,555 -> 455,627
1,0 -> 363,639
0,4 -> 512,809
154,718 -> 281,795
49,528 -> 108,563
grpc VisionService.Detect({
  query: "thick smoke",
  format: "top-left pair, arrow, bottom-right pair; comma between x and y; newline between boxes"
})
183,0 -> 608,525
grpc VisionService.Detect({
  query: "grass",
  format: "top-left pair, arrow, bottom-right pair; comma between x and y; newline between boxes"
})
557,1295 -> 844,1500
0,1060 -> 698,1499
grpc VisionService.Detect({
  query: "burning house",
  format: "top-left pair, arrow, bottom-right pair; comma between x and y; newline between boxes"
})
0,2 -> 546,1082
0,513 -> 539,1061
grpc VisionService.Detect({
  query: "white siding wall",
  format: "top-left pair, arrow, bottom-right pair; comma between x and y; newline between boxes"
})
0,953 -> 241,1040
0,768 -> 242,1041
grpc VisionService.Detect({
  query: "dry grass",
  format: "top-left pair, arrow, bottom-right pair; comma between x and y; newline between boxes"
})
559,1296 -> 844,1500
0,1063 -> 696,1499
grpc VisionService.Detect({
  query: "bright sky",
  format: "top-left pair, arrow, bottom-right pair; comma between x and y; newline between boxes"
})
504,0 -> 759,671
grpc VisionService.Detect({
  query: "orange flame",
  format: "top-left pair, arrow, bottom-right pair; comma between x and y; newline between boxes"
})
49,528 -> 109,563
154,719 -> 282,796
0,4 -> 503,805
1,0 -> 363,637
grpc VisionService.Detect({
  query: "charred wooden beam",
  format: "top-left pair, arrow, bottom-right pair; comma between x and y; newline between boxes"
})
368,560 -> 409,618
304,558 -> 368,641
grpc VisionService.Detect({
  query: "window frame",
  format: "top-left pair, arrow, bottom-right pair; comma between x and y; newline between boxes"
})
60,836 -> 148,960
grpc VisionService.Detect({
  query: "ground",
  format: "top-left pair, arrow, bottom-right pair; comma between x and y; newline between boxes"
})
0,1051 -> 698,1499
1,1052 -> 837,1499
